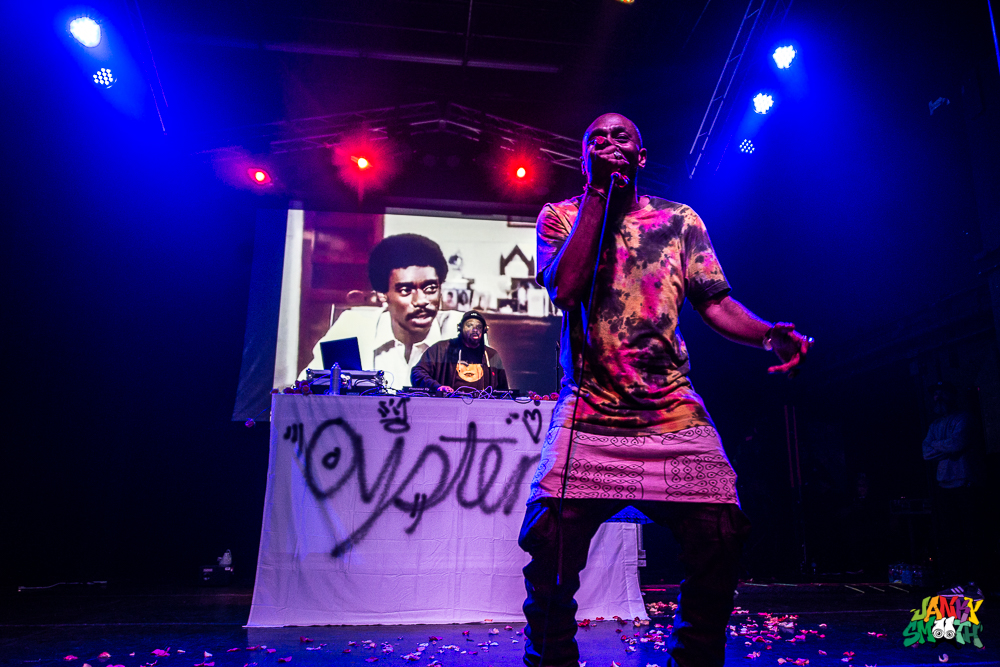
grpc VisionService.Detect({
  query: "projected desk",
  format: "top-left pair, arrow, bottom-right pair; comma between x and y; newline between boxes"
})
247,394 -> 646,627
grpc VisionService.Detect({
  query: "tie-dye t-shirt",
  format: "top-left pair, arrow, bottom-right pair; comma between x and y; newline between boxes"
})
537,195 -> 731,435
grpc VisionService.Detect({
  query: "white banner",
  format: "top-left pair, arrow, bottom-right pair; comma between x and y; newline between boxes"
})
248,394 -> 647,626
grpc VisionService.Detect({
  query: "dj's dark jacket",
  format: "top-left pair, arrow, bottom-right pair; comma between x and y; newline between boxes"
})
410,337 -> 508,391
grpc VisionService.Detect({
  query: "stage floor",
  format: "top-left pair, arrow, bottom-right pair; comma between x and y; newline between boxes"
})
2,584 -> 994,667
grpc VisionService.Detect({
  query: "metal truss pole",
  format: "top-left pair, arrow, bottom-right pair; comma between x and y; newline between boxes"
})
686,0 -> 792,178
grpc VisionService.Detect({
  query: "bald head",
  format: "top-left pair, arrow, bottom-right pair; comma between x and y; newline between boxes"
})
582,113 -> 643,154
580,113 -> 646,188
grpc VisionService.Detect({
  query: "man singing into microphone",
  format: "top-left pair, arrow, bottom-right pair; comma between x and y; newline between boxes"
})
519,113 -> 813,667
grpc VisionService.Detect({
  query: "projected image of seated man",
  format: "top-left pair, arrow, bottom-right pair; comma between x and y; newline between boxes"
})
410,310 -> 509,393
299,234 -> 463,389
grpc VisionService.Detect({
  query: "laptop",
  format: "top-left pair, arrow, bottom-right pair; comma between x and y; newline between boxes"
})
320,337 -> 364,371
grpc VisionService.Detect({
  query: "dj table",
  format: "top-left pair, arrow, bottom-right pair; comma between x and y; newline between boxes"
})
248,394 -> 646,626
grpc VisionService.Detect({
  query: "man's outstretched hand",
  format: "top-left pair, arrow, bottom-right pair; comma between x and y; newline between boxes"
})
766,322 -> 814,377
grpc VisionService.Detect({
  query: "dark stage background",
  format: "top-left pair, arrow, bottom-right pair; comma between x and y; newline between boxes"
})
2,0 -> 999,592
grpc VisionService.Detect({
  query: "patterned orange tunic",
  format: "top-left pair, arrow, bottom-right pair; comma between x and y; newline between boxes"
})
529,195 -> 739,504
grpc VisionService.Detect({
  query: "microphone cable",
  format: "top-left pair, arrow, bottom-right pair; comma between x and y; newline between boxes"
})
538,172 -> 626,667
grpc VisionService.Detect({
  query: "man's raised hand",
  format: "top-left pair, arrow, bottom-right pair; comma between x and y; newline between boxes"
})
766,322 -> 814,377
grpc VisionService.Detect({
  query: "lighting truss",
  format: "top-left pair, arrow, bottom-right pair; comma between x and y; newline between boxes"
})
200,101 -> 671,189
687,0 -> 793,178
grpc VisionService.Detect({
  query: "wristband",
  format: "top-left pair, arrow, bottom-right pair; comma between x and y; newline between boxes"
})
585,184 -> 607,201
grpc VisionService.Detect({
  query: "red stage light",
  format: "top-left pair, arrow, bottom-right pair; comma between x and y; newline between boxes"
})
331,132 -> 400,201
484,145 -> 550,198
248,168 -> 271,185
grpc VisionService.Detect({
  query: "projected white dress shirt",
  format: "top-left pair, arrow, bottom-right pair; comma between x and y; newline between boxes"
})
300,307 -> 463,389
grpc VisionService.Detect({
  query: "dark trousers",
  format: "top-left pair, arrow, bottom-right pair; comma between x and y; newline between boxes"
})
518,498 -> 751,667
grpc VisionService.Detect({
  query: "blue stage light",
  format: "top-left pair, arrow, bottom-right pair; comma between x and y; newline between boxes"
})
753,93 -> 774,114
92,67 -> 116,88
773,45 -> 796,69
69,17 -> 102,48
739,139 -> 754,154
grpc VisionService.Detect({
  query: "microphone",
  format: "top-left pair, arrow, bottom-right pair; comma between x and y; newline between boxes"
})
611,149 -> 629,187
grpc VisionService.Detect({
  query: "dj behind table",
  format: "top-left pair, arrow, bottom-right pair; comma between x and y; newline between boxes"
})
410,310 -> 509,394
302,331 -> 516,398
302,312 -> 562,399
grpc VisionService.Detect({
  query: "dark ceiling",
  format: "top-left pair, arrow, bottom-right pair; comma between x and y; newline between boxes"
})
146,0 -> 736,134
139,0 -> 791,197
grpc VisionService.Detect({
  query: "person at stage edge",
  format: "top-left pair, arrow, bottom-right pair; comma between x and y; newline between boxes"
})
410,310 -> 509,393
922,380 -> 981,592
520,113 -> 814,667
299,234 -> 462,390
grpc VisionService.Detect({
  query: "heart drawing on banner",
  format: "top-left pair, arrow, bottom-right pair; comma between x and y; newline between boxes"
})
299,417 -> 539,557
522,408 -> 543,444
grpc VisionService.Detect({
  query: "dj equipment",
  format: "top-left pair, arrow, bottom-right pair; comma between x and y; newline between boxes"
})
306,368 -> 386,394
